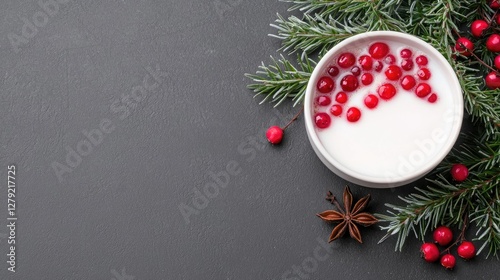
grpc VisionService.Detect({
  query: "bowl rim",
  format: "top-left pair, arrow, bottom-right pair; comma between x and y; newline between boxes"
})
304,30 -> 464,185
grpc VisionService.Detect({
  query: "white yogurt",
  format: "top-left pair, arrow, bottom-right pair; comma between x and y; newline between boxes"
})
308,34 -> 463,186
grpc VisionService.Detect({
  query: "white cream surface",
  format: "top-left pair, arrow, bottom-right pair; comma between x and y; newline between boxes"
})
315,42 -> 460,180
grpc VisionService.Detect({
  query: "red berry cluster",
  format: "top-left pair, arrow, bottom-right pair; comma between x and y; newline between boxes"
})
454,2 -> 500,89
420,226 -> 476,270
313,42 -> 438,129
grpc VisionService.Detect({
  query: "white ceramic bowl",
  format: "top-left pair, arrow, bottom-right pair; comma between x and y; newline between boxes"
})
304,31 -> 463,188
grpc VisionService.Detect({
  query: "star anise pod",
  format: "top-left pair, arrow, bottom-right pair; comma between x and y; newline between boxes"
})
317,186 -> 378,243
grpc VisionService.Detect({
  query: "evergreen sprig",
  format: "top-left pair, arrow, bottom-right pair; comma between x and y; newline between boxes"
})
246,0 -> 500,257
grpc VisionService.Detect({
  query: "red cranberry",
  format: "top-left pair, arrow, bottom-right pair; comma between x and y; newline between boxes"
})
428,93 -> 438,103
340,75 -> 359,92
471,19 -> 489,37
317,76 -> 334,93
351,66 -> 361,76
491,0 -> 500,9
415,55 -> 428,66
266,126 -> 283,144
415,83 -> 432,98
335,92 -> 348,104
433,226 -> 453,246
385,65 -> 402,81
364,94 -> 379,109
338,53 -> 356,68
369,42 -> 390,59
378,84 -> 397,100
421,243 -> 440,263
457,241 -> 476,260
330,104 -> 342,116
384,54 -> 396,65
401,58 -> 414,71
417,68 -> 431,80
400,75 -> 416,90
455,37 -> 474,56
451,164 -> 469,182
358,55 -> 373,70
496,14 -> 500,25
374,61 -> 383,72
440,254 -> 456,270
314,113 -> 331,129
346,107 -> 361,122
400,48 -> 412,58
360,73 -> 373,85
494,55 -> 500,69
487,34 -> 500,52
485,71 -> 500,89
327,66 -> 340,77
316,96 -> 331,106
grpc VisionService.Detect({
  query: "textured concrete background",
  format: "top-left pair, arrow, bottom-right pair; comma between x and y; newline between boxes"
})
0,1 -> 498,279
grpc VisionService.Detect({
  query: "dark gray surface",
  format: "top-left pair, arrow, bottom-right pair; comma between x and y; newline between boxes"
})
0,1 -> 498,279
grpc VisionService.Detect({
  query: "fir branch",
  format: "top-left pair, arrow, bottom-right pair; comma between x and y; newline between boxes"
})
245,54 -> 315,107
270,14 -> 368,56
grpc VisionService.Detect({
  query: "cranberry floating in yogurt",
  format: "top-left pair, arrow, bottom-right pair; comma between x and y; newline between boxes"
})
305,32 -> 463,188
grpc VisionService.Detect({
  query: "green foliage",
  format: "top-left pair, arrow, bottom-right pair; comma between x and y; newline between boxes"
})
246,0 -> 500,257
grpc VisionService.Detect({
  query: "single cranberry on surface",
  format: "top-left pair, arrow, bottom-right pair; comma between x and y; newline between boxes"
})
415,55 -> 428,66
485,71 -> 500,89
330,104 -> 342,116
338,52 -> 356,68
385,65 -> 402,81
364,94 -> 379,109
421,243 -> 440,263
433,226 -> 453,246
451,164 -> 469,182
340,74 -> 359,92
440,254 -> 456,270
266,126 -> 284,144
346,107 -> 361,122
417,68 -> 431,80
457,241 -> 476,260
377,83 -> 397,100
360,73 -> 373,85
471,20 -> 489,38
369,42 -> 390,59
314,113 -> 331,129
415,83 -> 432,98
327,66 -> 340,77
335,92 -> 348,104
317,76 -> 335,93
486,34 -> 500,52
400,48 -> 412,58
358,55 -> 373,70
400,75 -> 416,90
454,37 -> 474,56
374,61 -> 383,72
316,96 -> 331,106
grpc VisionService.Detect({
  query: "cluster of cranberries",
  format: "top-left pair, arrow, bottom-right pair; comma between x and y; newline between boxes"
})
454,0 -> 500,89
420,226 -> 476,270
313,42 -> 438,129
